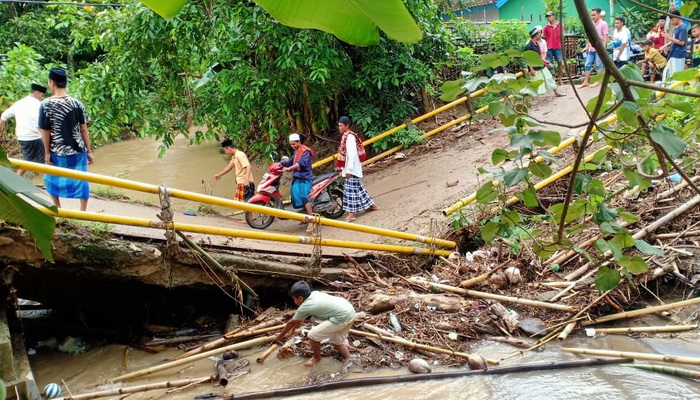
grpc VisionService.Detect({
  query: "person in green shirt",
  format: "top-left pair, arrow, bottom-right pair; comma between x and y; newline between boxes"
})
275,281 -> 356,366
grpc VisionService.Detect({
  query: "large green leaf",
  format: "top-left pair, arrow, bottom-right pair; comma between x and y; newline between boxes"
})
635,239 -> 664,256
253,0 -> 423,45
595,265 -> 621,291
503,167 -> 528,187
138,0 -> 188,19
618,256 -> 649,275
650,124 -> 687,159
522,50 -> 543,67
440,79 -> 466,102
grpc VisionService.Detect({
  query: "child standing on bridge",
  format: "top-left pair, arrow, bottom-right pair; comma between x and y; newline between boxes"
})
213,139 -> 255,202
274,281 -> 356,366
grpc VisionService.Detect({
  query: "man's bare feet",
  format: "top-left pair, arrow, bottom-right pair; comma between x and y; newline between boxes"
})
590,82 -> 601,88
578,83 -> 590,88
304,356 -> 321,367
369,204 -> 380,211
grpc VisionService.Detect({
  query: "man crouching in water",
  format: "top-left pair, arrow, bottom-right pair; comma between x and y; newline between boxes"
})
274,281 -> 356,366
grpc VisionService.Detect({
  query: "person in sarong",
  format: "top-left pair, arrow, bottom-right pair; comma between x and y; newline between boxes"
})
39,68 -> 93,211
524,27 -> 565,97
335,116 -> 378,222
280,133 -> 316,232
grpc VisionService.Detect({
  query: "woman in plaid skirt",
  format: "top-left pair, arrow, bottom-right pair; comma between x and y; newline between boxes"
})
335,116 -> 379,222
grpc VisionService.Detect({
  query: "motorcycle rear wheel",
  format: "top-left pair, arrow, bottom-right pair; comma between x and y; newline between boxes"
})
321,189 -> 345,219
245,197 -> 282,229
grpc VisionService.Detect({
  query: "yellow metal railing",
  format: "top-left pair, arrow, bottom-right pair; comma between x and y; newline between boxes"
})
442,74 -> 699,216
312,72 -> 524,169
44,207 -> 454,256
13,159 -> 456,252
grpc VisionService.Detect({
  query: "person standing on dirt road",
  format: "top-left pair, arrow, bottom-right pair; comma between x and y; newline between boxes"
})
336,116 -> 379,222
0,83 -> 47,176
39,68 -> 93,211
662,9 -> 688,82
524,28 -> 565,97
543,11 -> 564,86
213,139 -> 255,202
280,133 -> 316,232
579,8 -> 608,88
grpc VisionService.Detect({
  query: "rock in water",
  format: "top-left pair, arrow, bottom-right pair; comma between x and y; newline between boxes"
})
520,318 -> 547,336
467,355 -> 487,371
408,358 -> 432,374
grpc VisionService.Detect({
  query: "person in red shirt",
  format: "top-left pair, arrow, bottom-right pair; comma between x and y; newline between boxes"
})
543,11 -> 564,86
646,16 -> 667,51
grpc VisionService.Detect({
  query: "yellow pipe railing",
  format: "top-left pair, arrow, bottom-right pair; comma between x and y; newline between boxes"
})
13,159 -> 455,249
442,74 -> 699,216
312,72 -> 524,169
45,208 -> 454,256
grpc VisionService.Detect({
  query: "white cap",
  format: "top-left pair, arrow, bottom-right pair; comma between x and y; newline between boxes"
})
289,133 -> 300,142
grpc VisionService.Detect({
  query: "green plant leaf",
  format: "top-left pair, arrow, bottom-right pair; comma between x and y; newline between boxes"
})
491,149 -> 511,165
623,168 -> 651,190
616,101 -> 640,126
618,210 -> 639,224
634,240 -> 664,256
440,78 -> 466,102
536,150 -> 558,163
595,265 -> 621,291
667,101 -> 695,114
588,179 -> 605,198
253,0 -> 423,46
529,162 -> 552,179
611,230 -> 635,250
481,221 -> 500,242
138,0 -> 188,19
650,124 -> 686,159
511,134 -> 533,148
503,167 -> 528,187
618,255 -> 649,275
532,130 -> 561,147
476,181 -> 498,204
522,50 -> 543,67
680,1 -> 698,16
593,203 -> 617,224
574,174 -> 592,195
670,68 -> 699,82
521,184 -> 538,207
591,147 -> 609,163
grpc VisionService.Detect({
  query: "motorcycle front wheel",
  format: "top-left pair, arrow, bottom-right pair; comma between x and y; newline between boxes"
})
321,189 -> 345,219
245,197 -> 282,229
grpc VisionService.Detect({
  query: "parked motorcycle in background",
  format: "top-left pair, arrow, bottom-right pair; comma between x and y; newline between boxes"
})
245,160 -> 344,229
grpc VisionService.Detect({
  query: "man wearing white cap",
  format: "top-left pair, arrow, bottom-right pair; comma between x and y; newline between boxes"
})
280,133 -> 316,232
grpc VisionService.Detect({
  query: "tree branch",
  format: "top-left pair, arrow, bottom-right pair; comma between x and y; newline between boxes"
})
627,79 -> 700,98
623,0 -> 700,24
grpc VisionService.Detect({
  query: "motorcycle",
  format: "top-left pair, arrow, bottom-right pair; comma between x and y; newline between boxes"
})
244,161 -> 345,229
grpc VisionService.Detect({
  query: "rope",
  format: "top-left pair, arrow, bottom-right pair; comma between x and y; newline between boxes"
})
306,214 -> 323,276
157,185 -> 177,286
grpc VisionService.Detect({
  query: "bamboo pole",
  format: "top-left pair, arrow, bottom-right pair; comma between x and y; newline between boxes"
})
349,329 -> 497,365
589,325 -> 698,334
655,176 -> 700,200
256,343 -> 279,363
16,159 -> 455,249
557,322 -> 577,341
176,231 -> 256,297
653,229 -> 700,239
218,358 -> 629,400
111,335 -> 274,382
561,347 -> 700,366
624,363 -> 700,380
172,321 -> 284,361
409,278 -> 576,312
582,297 -> 700,326
54,375 -> 215,400
39,207 -> 455,257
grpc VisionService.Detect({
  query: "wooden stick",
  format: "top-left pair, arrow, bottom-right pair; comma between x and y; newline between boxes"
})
218,358 -> 630,400
537,282 -> 575,288
655,176 -> 700,200
409,278 -> 575,312
276,337 -> 296,360
256,343 -> 279,363
216,360 -> 229,386
624,363 -> 700,380
111,335 -> 274,382
54,375 -> 215,400
144,334 -> 219,347
172,320 -> 284,361
582,297 -> 700,326
561,347 -> 700,365
459,261 -> 510,288
557,322 -> 577,341
653,229 -> 700,239
349,329 -> 498,365
587,324 -> 699,334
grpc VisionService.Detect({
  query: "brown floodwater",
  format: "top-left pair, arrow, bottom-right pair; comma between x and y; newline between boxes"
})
28,333 -> 699,400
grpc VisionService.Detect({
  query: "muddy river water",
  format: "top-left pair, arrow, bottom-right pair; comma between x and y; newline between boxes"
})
22,138 -> 700,398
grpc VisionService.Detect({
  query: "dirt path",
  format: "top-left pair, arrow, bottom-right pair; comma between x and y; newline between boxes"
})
54,88 -> 597,257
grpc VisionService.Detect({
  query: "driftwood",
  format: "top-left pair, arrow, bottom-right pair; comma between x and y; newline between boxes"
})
488,302 -> 520,332
213,358 -> 630,400
216,360 -> 229,386
349,329 -> 497,365
366,292 -> 465,314
144,334 -> 219,347
54,375 -> 215,400
587,324 -> 699,335
459,261 -> 510,288
276,337 -> 296,359
581,297 -> 700,326
655,176 -> 700,200
256,343 -> 279,363
409,278 -> 576,312
557,322 -> 577,341
111,335 -> 274,382
484,336 -> 532,349
624,363 -> 700,380
561,347 -> 700,366
172,318 -> 284,361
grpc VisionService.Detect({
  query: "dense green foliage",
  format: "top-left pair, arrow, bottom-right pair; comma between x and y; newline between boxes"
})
0,0 -> 481,157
